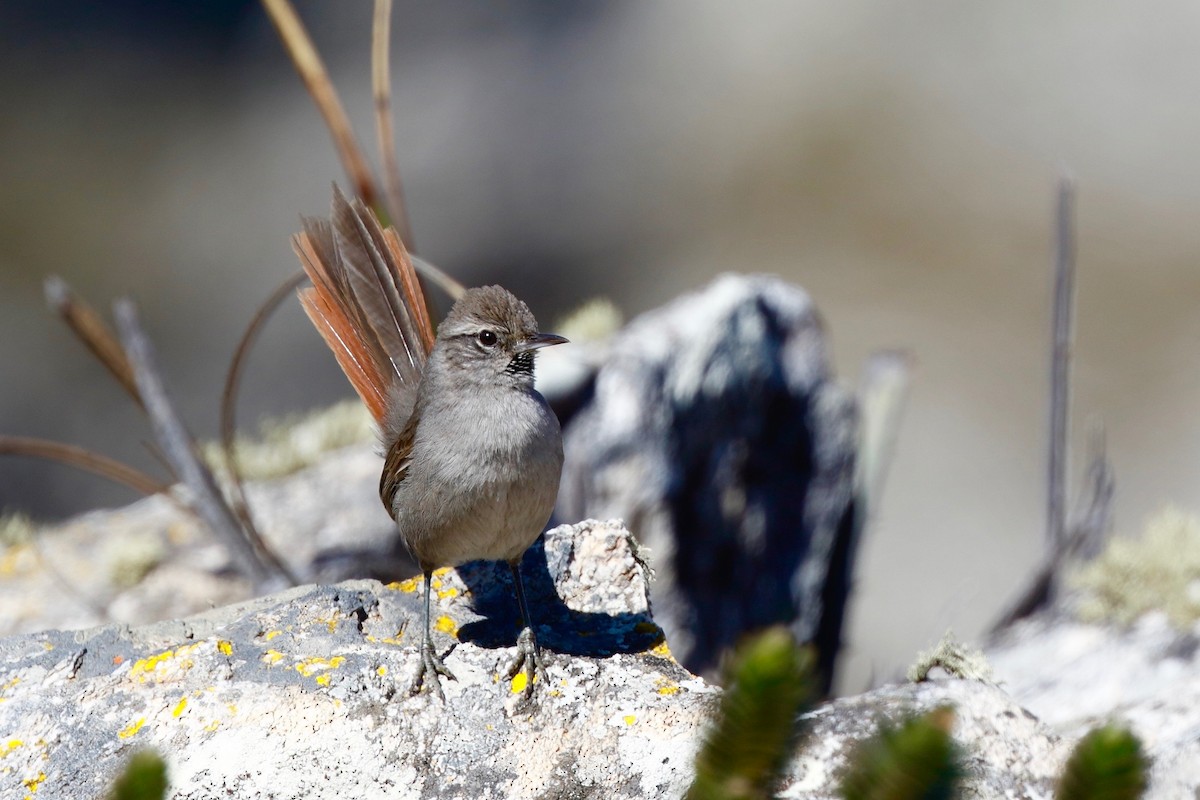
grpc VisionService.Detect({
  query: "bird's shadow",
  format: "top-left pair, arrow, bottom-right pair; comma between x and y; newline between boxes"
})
454,535 -> 660,659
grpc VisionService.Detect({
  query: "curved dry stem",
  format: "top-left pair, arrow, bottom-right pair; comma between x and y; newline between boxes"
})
262,0 -> 381,211
0,436 -> 169,497
219,271 -> 309,544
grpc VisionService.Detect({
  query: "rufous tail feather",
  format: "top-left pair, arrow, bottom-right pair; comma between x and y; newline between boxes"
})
293,186 -> 434,432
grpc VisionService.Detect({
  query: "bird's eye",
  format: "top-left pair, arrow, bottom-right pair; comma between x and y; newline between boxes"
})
477,330 -> 498,347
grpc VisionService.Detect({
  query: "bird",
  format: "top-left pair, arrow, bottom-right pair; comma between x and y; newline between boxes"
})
292,185 -> 567,696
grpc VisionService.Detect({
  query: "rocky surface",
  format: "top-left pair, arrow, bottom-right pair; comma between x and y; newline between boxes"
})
0,517 -> 1095,800
0,521 -> 709,799
0,444 -> 396,639
988,611 -> 1200,797
557,274 -> 858,681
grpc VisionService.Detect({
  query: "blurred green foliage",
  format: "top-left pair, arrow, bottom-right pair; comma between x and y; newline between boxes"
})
1056,725 -> 1147,800
838,706 -> 962,800
687,626 -> 816,800
108,750 -> 167,800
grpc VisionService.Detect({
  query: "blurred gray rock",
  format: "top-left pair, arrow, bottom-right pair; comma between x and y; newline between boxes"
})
0,444 -> 397,639
557,273 -> 857,683
791,677 -> 1070,799
988,612 -> 1200,796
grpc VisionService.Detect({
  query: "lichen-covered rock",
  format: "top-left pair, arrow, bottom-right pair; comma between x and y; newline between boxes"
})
4,516 -> 1194,798
0,520 -> 717,799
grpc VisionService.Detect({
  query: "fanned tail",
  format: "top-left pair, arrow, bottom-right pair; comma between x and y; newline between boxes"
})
293,186 -> 434,439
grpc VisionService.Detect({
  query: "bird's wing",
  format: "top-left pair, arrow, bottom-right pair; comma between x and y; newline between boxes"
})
379,406 -> 420,519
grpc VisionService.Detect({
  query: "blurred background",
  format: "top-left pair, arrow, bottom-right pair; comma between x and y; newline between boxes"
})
2,1 -> 1199,693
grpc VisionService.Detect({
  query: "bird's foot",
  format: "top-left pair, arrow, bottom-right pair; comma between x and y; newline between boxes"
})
411,642 -> 455,699
504,626 -> 546,696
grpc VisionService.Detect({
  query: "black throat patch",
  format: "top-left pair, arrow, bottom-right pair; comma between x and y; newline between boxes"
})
505,351 -> 535,377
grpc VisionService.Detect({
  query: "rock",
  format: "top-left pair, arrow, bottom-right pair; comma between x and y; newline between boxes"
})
0,445 -> 398,639
4,516 -> 1195,797
988,611 -> 1200,797
556,274 -> 858,683
790,678 -> 1071,799
0,520 -> 713,799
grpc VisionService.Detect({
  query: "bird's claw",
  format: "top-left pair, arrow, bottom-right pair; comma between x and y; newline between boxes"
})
411,642 -> 455,699
504,626 -> 546,695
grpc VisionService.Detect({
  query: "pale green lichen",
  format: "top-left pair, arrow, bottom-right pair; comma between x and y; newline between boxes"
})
0,512 -> 36,547
555,298 -> 623,344
202,400 -> 373,482
108,532 -> 166,589
906,631 -> 993,683
1071,506 -> 1200,628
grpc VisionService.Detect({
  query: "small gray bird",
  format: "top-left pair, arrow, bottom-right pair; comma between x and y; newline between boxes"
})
293,186 -> 566,696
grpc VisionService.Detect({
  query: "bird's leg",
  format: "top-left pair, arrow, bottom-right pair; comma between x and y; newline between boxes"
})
504,560 -> 546,694
411,569 -> 454,698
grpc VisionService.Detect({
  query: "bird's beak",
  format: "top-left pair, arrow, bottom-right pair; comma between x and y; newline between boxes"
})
516,332 -> 569,353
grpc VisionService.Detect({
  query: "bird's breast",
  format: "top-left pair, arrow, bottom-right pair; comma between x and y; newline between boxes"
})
392,387 -> 563,568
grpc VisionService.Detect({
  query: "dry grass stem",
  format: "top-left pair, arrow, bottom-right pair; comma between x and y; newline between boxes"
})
0,436 -> 168,497
372,0 -> 414,247
44,276 -> 142,407
261,0 -> 381,211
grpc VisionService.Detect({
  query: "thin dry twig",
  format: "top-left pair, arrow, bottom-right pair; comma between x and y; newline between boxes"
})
113,299 -> 291,590
991,173 -> 1099,634
261,0 -> 381,211
0,436 -> 168,497
989,428 -> 1112,634
44,276 -> 142,408
1047,173 -> 1075,551
219,270 -> 308,541
372,0 -> 414,248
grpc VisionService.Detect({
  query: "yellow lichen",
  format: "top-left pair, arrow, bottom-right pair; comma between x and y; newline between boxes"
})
294,656 -> 345,677
22,770 -> 45,795
434,616 -> 458,636
262,649 -> 284,665
117,718 -> 145,739
216,640 -> 233,657
510,673 -> 528,694
129,643 -> 201,683
0,676 -> 22,698
388,576 -> 421,593
649,640 -> 674,660
172,697 -> 188,717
